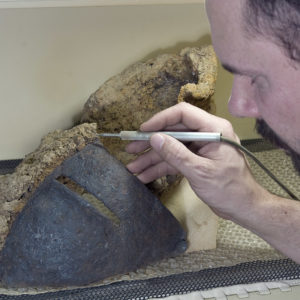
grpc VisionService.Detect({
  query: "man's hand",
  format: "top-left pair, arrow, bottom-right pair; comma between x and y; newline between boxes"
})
126,102 -> 264,220
126,102 -> 300,263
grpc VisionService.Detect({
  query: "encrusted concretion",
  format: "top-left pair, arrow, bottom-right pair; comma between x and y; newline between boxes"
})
81,45 -> 217,165
0,123 -> 99,251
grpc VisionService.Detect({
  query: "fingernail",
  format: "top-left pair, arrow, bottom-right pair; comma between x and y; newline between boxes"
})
126,162 -> 135,171
151,134 -> 165,151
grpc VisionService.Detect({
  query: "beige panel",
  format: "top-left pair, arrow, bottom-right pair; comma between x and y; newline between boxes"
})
0,0 -> 205,9
0,4 -> 210,159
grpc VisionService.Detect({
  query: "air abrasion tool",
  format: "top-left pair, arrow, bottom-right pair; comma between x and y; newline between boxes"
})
99,131 -> 298,200
99,131 -> 221,142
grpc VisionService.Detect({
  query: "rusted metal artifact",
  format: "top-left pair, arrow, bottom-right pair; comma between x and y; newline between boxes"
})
0,142 -> 186,287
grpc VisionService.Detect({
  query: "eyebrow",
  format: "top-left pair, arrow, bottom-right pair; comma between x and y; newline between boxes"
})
222,63 -> 271,89
222,63 -> 259,77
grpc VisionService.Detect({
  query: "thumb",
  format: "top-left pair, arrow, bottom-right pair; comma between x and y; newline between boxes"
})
150,133 -> 207,180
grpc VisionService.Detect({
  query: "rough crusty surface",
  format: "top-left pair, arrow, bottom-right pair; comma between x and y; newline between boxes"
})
0,123 -> 99,251
81,45 -> 217,165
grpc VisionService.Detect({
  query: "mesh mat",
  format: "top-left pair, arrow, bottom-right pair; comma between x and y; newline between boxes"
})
1,140 -> 300,299
0,259 -> 300,300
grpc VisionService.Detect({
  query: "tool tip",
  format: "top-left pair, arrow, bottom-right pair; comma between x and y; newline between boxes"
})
98,133 -> 120,138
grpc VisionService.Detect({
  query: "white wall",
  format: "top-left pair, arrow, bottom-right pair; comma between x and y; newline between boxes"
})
0,3 -> 258,160
0,0 -> 205,9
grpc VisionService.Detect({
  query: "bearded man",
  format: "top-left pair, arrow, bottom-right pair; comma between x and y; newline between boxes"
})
126,0 -> 300,263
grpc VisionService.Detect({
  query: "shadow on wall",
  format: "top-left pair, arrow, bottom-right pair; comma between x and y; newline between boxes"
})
75,33 -> 259,140
73,34 -> 213,125
141,34 -> 212,61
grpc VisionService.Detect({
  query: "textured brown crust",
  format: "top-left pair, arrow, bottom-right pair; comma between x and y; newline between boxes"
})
0,123 -> 99,250
81,45 -> 217,165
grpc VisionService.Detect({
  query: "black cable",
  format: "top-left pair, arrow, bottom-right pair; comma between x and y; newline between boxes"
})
220,136 -> 299,201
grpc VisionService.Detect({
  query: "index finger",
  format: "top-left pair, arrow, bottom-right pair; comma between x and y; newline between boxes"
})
140,102 -> 232,136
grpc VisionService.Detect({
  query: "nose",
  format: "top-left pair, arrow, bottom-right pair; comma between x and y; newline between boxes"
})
228,76 -> 261,118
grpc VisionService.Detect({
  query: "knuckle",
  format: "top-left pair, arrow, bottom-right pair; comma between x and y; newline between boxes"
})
177,101 -> 191,110
221,119 -> 234,133
149,150 -> 159,166
164,141 -> 186,167
219,119 -> 240,142
157,163 -> 167,178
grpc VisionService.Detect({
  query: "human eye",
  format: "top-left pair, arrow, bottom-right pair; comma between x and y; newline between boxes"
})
251,75 -> 269,91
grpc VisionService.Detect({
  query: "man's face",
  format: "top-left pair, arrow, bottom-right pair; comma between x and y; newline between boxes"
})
206,0 -> 300,173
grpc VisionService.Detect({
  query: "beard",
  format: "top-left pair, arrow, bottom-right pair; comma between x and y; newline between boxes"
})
256,119 -> 300,175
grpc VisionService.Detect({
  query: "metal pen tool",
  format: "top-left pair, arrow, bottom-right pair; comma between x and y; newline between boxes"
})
99,131 -> 300,201
98,131 -> 221,142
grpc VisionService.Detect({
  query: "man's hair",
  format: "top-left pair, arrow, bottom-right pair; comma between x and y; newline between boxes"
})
244,0 -> 300,62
